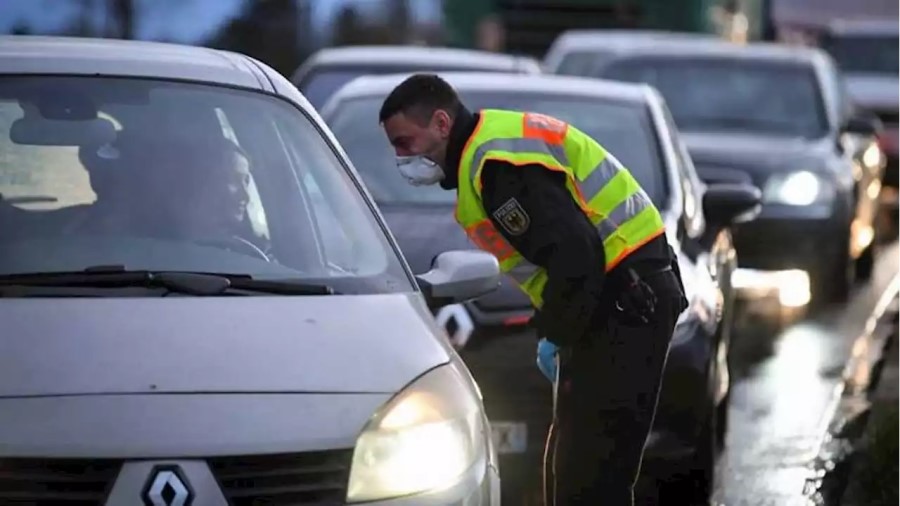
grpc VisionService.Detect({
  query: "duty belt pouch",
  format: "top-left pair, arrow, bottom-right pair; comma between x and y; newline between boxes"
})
611,268 -> 659,325
669,254 -> 689,314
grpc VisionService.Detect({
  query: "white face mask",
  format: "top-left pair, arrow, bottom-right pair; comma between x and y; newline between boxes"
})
396,155 -> 445,186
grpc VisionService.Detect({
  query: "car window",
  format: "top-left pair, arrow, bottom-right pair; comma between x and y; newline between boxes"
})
659,103 -> 703,238
602,57 -> 831,139
554,51 -> 606,75
326,92 -> 668,208
821,33 -> 899,75
0,76 -> 413,294
300,69 -> 369,110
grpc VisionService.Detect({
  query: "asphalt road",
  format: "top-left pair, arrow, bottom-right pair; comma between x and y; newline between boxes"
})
711,240 -> 899,506
460,242 -> 898,505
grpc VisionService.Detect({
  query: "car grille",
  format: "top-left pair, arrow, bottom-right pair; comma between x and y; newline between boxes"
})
0,458 -> 121,505
208,449 -> 353,506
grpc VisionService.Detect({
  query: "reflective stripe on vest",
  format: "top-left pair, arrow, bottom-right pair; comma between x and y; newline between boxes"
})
456,109 -> 665,308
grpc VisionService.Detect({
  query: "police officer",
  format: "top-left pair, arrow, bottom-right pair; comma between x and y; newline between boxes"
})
378,74 -> 687,506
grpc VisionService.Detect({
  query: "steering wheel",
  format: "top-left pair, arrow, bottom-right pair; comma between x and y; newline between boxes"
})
197,235 -> 271,262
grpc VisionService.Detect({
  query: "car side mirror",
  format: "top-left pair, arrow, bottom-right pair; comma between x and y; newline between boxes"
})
415,250 -> 501,306
843,112 -> 882,137
699,183 -> 761,248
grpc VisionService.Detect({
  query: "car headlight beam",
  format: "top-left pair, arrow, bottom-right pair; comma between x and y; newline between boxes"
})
763,170 -> 834,206
346,365 -> 485,503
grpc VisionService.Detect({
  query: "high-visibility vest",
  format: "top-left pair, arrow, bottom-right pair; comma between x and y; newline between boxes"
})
456,109 -> 665,309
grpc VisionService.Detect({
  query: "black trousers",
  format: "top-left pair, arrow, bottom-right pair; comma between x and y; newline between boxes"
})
543,269 -> 684,506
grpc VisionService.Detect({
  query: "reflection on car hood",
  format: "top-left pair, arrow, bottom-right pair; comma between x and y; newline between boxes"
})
0,294 -> 450,397
380,204 -> 530,311
844,74 -> 900,111
681,131 -> 832,184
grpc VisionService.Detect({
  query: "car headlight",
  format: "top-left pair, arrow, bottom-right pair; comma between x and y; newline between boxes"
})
862,142 -> 884,169
763,171 -> 835,206
346,365 -> 486,503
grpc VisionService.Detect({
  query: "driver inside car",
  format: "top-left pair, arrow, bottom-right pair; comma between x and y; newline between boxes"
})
76,132 -> 269,260
146,135 -> 268,259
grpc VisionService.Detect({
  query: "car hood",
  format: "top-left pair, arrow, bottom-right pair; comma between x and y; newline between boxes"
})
380,204 -> 530,311
0,294 -> 451,397
681,131 -> 834,185
844,74 -> 900,111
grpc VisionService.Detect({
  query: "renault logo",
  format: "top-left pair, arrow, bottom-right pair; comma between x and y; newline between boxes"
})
142,465 -> 194,506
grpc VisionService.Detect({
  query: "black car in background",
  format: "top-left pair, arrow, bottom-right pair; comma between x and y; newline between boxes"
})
820,19 -> 899,240
321,72 -> 760,504
290,45 -> 541,110
552,36 -> 883,307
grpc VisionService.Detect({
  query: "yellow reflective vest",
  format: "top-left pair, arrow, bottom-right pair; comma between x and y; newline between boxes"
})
455,109 -> 665,309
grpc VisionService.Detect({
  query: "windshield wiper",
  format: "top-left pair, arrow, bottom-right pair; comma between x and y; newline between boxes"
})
0,265 -> 336,296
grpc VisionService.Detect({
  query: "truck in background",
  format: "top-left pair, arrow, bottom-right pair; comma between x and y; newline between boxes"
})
442,0 -> 775,57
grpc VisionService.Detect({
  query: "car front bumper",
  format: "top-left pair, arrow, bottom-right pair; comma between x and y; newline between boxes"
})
94,455 -> 500,506
731,202 -> 843,272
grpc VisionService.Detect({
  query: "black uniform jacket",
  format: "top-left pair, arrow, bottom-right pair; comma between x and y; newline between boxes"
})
442,105 -> 674,347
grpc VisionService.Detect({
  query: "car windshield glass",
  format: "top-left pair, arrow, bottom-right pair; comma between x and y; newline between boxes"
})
300,69 -> 370,110
555,51 -> 611,75
821,34 -> 899,74
302,65 -> 518,110
326,92 -> 667,208
0,76 -> 413,294
602,57 -> 830,139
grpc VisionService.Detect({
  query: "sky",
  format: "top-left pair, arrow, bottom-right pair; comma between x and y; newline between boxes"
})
0,0 -> 442,43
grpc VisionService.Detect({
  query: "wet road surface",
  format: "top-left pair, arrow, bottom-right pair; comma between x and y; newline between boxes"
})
712,241 -> 899,506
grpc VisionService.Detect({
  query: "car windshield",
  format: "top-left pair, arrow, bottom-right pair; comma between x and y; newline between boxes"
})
0,76 -> 414,294
302,65 -> 512,110
326,92 -> 667,208
300,69 -> 371,110
821,33 -> 900,75
602,57 -> 830,139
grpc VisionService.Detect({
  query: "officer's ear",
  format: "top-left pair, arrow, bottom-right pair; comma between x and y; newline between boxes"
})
433,109 -> 452,138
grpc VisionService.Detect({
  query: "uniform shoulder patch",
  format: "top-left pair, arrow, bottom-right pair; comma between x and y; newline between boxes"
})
493,197 -> 531,236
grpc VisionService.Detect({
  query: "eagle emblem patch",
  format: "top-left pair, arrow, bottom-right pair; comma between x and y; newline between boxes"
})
493,198 -> 530,236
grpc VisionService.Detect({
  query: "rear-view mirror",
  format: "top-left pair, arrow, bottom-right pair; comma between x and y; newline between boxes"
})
703,183 -> 761,226
843,113 -> 882,137
416,250 -> 501,306
699,183 -> 761,249
10,117 -> 116,147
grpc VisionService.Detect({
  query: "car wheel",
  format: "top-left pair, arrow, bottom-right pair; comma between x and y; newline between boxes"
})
855,241 -> 876,282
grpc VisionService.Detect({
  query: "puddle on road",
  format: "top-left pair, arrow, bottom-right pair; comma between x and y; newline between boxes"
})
714,242 -> 899,505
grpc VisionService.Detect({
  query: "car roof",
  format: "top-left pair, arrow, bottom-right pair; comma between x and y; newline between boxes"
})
548,29 -> 715,52
301,45 -> 541,72
557,36 -> 827,66
0,35 -> 269,90
543,30 -> 716,66
324,71 -> 655,110
825,19 -> 899,37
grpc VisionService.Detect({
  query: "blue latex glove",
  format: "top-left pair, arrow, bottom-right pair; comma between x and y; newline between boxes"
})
536,338 -> 559,382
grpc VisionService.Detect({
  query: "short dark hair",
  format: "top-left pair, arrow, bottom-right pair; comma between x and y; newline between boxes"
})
378,73 -> 461,125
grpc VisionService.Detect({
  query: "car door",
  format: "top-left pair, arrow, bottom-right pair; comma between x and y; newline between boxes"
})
662,103 -> 732,330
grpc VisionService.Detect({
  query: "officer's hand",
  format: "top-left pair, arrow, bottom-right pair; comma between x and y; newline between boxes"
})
536,338 -> 558,382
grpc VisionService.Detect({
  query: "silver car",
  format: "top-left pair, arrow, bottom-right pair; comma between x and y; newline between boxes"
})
0,35 -> 502,506
291,45 -> 542,110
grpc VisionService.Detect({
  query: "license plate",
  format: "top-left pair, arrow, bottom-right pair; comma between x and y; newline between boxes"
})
491,421 -> 528,454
